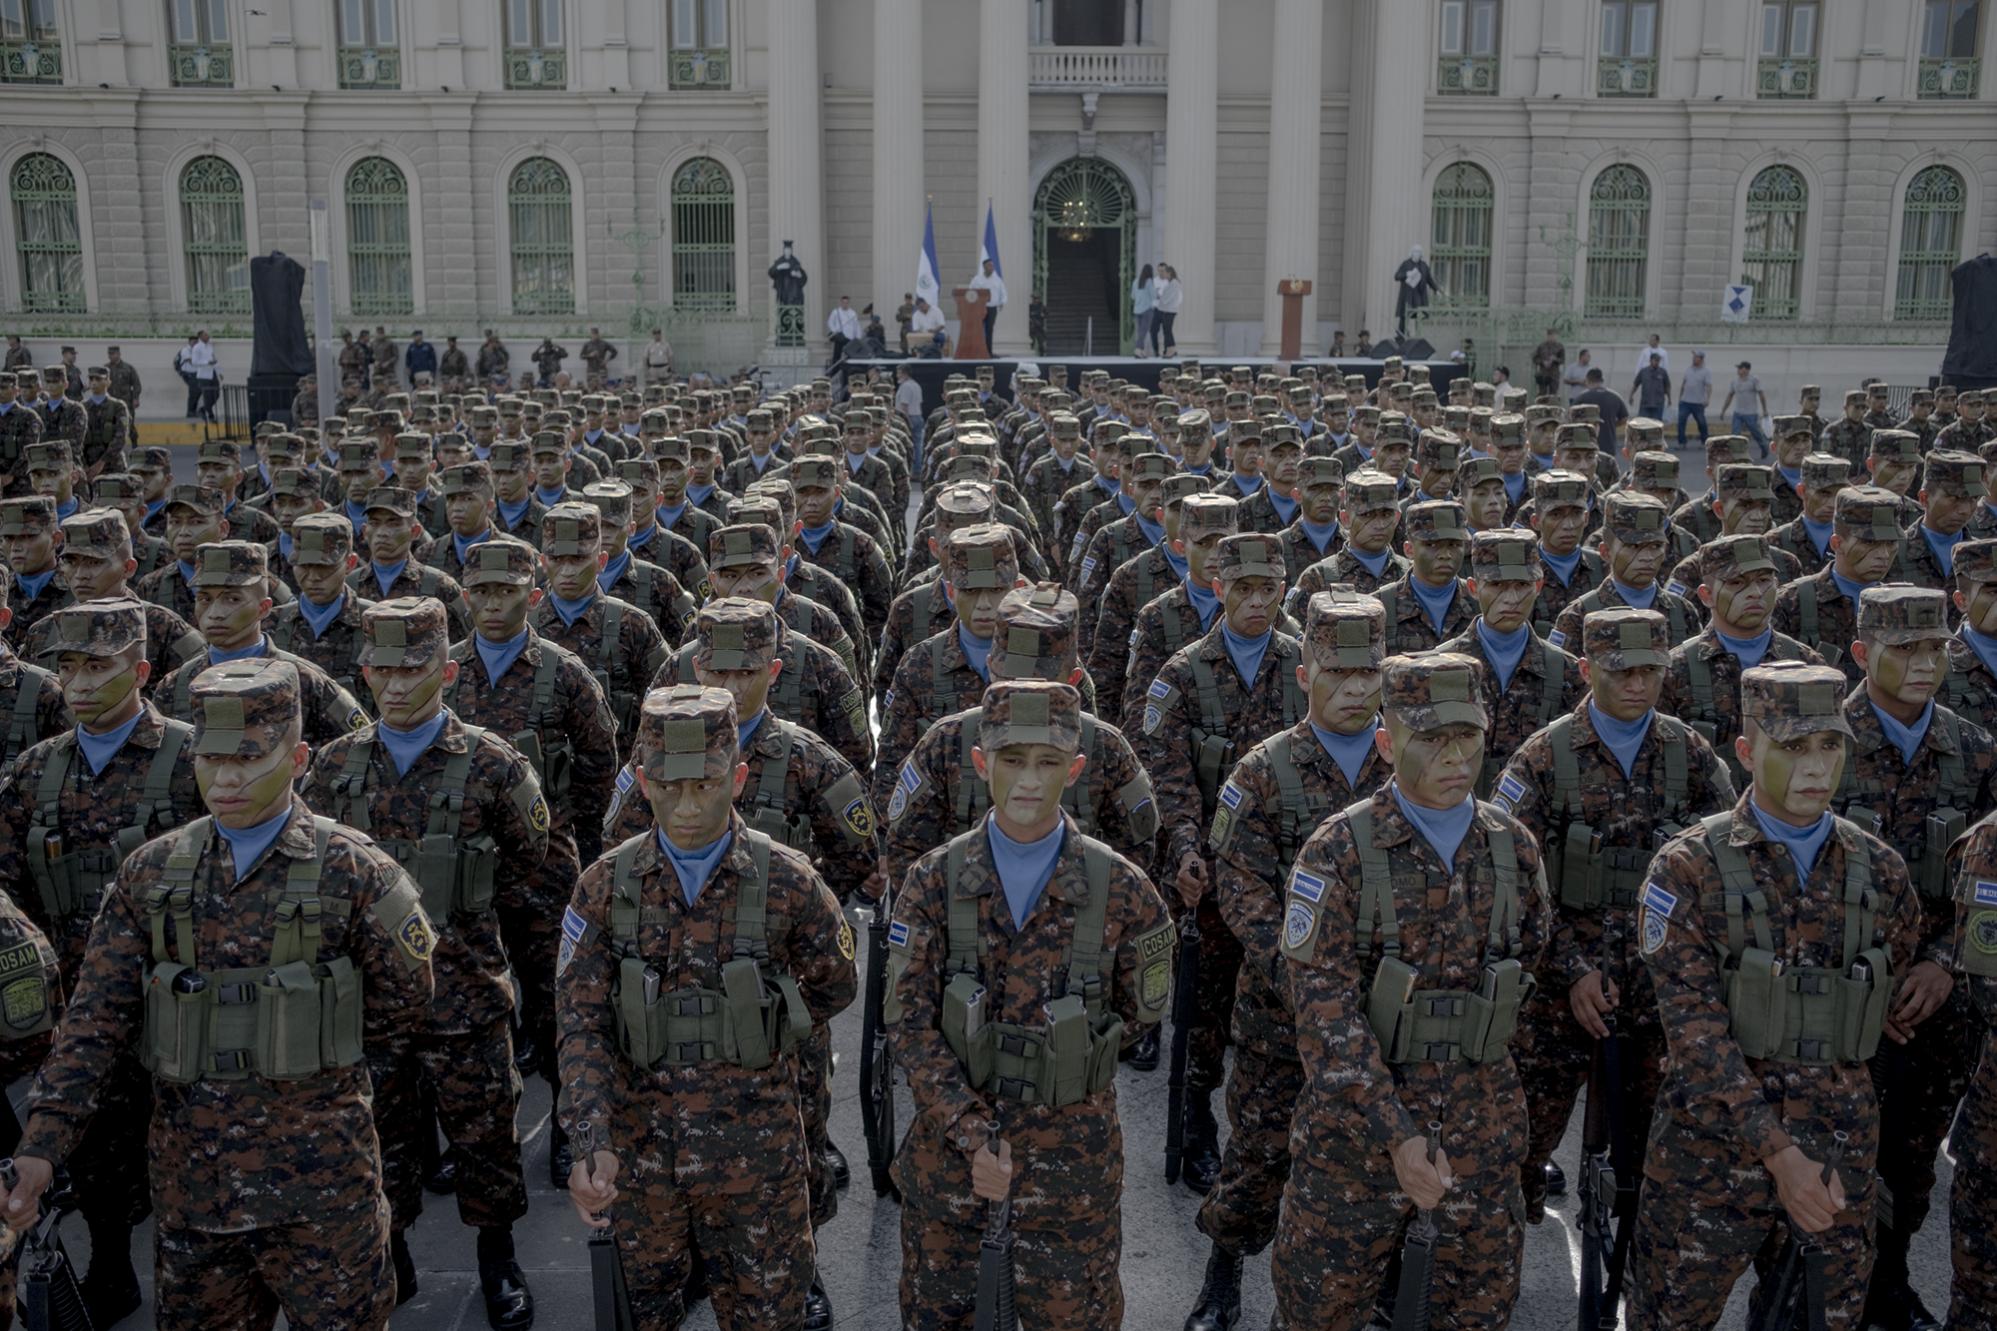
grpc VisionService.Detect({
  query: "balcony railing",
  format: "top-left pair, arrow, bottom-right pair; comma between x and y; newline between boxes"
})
169,42 -> 234,87
338,45 -> 400,89
1027,45 -> 1168,90
504,46 -> 566,89
1757,56 -> 1817,99
1919,55 -> 1980,99
1437,54 -> 1499,95
1598,57 -> 1657,97
0,39 -> 61,84
669,46 -> 730,88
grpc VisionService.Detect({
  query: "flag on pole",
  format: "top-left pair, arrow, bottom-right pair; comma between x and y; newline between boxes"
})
981,201 -> 1003,278
915,202 -> 941,309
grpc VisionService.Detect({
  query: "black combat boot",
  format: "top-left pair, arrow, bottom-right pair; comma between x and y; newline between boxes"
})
391,1229 -> 419,1305
1183,1089 -> 1224,1194
823,1136 -> 851,1189
1863,1223 -> 1941,1331
1123,1026 -> 1162,1071
80,1216 -> 142,1327
803,1271 -> 834,1331
1542,1159 -> 1567,1199
477,1226 -> 535,1331
1182,1240 -> 1244,1331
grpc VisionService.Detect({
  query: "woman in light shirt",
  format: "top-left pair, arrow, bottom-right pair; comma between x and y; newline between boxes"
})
1153,264 -> 1184,356
1131,263 -> 1156,357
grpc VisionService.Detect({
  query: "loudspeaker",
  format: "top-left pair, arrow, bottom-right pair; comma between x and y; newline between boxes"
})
1399,337 -> 1435,361
1363,337 -> 1401,357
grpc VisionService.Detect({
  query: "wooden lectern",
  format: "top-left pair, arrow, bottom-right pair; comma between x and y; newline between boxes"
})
1276,278 -> 1312,361
954,287 -> 991,360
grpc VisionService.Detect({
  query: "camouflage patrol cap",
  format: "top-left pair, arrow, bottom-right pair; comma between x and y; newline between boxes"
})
941,454 -> 999,485
1048,412 -> 1082,437
1699,534 -> 1778,583
1583,607 -> 1670,671
440,461 -> 494,496
468,405 -> 500,428
541,502 -> 601,556
23,440 -> 72,471
192,540 -> 269,588
369,410 -> 404,431
1128,453 -> 1174,485
1416,431 -> 1463,470
1457,456 -> 1505,491
495,397 -> 525,417
1800,453 -> 1851,490
1555,423 -> 1599,452
1604,492 -> 1670,545
91,473 -> 143,503
991,584 -> 1080,679
685,429 -> 721,458
1835,486 -> 1905,541
268,467 -> 319,500
977,679 -> 1083,756
1298,457 -> 1345,491
1162,473 -> 1211,507
462,535 -> 538,587
58,507 -> 128,556
1740,660 -> 1856,743
39,596 -> 148,660
1773,415 -> 1814,440
394,434 -> 434,464
363,486 -> 418,518
941,523 -> 1019,590
745,408 -> 775,429
262,433 -> 303,462
639,409 -> 670,433
1403,500 -> 1469,544
636,684 -> 739,781
1492,413 -> 1526,442
529,430 -> 566,459
1524,405 -> 1564,428
289,512 -> 353,566
1375,415 -> 1415,446
1627,418 -> 1665,447
694,597 -> 780,671
581,480 -> 635,524
13,369 -> 37,389
1630,451 -> 1680,491
1715,464 -> 1775,501
0,495 -> 58,535
1569,404 -> 1601,426
361,596 -> 450,669
1800,384 -> 1822,400
192,439 -> 240,468
488,440 -> 532,473
1343,470 -> 1401,514
1180,493 -> 1240,541
1381,653 -> 1489,733
1923,449 -> 1984,497
1176,408 -> 1211,434
190,657 -> 302,759
1858,583 -> 1949,645
1910,389 -> 1936,407
708,523 -> 780,570
1209,533 -> 1285,582
337,440 -> 381,473
615,458 -> 661,491
539,411 -> 573,431
1870,430 -> 1921,463
1304,590 -> 1387,669
1468,528 -> 1538,580
1844,389 -> 1868,409
649,435 -> 691,467
1954,538 -> 1997,584
791,456 -> 839,491
1706,436 -> 1753,469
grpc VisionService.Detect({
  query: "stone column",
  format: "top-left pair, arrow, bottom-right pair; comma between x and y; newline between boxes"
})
1342,0 -> 1428,343
1260,0 -> 1324,354
767,0 -> 826,350
1161,0 -> 1218,353
872,0 -> 924,326
977,0 -> 1030,353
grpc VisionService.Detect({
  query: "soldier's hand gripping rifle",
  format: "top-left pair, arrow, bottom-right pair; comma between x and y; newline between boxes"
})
858,886 -> 899,1198
1578,1014 -> 1639,1328
1390,1123 -> 1443,1331
1,1158 -> 95,1331
1163,907 -> 1202,1184
1753,1131 -> 1844,1331
973,1138 -> 1018,1331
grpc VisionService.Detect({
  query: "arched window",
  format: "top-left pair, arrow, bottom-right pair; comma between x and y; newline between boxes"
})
180,154 -> 249,314
345,156 -> 412,315
507,157 -> 574,315
1429,163 -> 1493,309
10,153 -> 83,312
1896,165 -> 1966,322
1743,165 -> 1807,321
669,157 -> 736,311
1584,164 -> 1649,318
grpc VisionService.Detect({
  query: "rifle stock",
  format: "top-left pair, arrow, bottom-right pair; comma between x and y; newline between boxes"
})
973,1142 -> 1018,1331
1163,909 -> 1202,1184
1389,1125 -> 1443,1331
1577,1021 -> 1622,1328
859,902 -> 898,1197
589,1226 -> 638,1331
3,1158 -> 95,1331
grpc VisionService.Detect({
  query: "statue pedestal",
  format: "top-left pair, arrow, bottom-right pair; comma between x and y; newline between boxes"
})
954,288 -> 991,359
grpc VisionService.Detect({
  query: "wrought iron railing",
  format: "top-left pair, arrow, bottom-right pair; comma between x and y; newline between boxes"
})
1437,54 -> 1499,95
337,45 -> 400,89
1757,56 -> 1817,99
169,43 -> 234,87
669,47 -> 730,88
1597,57 -> 1657,97
0,39 -> 60,84
1918,56 -> 1980,99
504,47 -> 566,89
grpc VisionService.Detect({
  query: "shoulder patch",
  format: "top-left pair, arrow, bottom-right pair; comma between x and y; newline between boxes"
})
882,687 -> 895,710
1282,900 -> 1318,951
1975,881 -> 1997,907
842,796 -> 876,840
1148,678 -> 1172,700
1219,781 -> 1244,810
527,793 -> 551,833
887,918 -> 911,949
887,760 -> 921,822
1080,556 -> 1097,584
1665,580 -> 1688,599
1143,704 -> 1163,735
1288,868 -> 1327,904
615,766 -> 636,795
1640,908 -> 1670,955
1130,627 -> 1142,648
1547,629 -> 1567,648
1640,880 -> 1679,920
1969,911 -> 1997,956
1496,773 -> 1528,808
395,909 -> 436,965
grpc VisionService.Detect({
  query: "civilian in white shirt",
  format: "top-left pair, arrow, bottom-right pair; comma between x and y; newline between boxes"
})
909,297 -> 947,358
188,329 -> 220,422
826,295 -> 862,366
968,260 -> 1006,354
1626,332 -> 1669,383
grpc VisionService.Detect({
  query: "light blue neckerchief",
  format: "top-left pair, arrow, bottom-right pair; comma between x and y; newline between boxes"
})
476,628 -> 529,684
1162,545 -> 1189,582
1921,525 -> 1962,577
298,592 -> 346,638
452,528 -> 492,562
1300,518 -> 1340,554
75,710 -> 143,776
1871,699 -> 1933,766
987,815 -> 1066,929
208,637 -> 267,666
1801,516 -> 1834,557
534,485 -> 567,507
599,550 -> 632,593
798,522 -> 835,554
1540,547 -> 1582,586
15,568 -> 55,600
1966,626 -> 1997,678
1409,575 -> 1459,633
549,591 -> 596,626
958,623 -> 993,682
497,496 -> 531,527
378,711 -> 448,777
1503,472 -> 1527,505
1717,627 -> 1773,667
1391,783 -> 1476,867
685,482 -> 715,506
656,828 -> 734,907
656,501 -> 688,530
1829,567 -> 1876,604
1220,622 -> 1272,686
1312,718 -> 1378,786
1475,618 -> 1531,691
1134,511 -> 1165,547
372,559 -> 408,597
1749,803 -> 1834,881
738,707 -> 768,751
215,805 -> 294,882
1587,701 -> 1654,779
1185,576 -> 1221,631
1230,473 -> 1264,498
1267,491 -> 1298,525
1349,546 -> 1392,577
1611,577 -> 1658,609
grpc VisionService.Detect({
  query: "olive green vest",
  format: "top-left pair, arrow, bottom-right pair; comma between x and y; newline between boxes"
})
4,663 -> 52,769
1187,639 -> 1306,817
448,638 -> 573,802
1543,712 -> 1689,911
142,815 -> 367,1083
739,720 -> 814,853
1264,730 -> 1337,883
29,721 -> 190,922
1473,640 -> 1567,798
1835,705 -> 1974,902
937,830 -> 1123,1108
328,725 -> 500,921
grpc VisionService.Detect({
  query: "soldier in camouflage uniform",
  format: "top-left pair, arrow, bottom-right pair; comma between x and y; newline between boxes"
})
1022,414 -> 1091,562
191,441 -> 283,547
266,512 -> 372,696
1945,537 -> 1997,730
1496,608 -> 1734,1223
300,598 -> 549,1326
1,493 -> 66,640
25,507 -> 203,690
88,472 -> 170,581
1052,429 -> 1126,583
1184,592 -> 1391,1330
418,460 -> 503,582
790,455 -> 895,632
1769,452 -> 1848,571
1553,491 -> 1701,653
1865,431 -> 1930,529
1943,809 -> 1997,1331
1520,469 -> 1605,639
708,513 -> 862,687
1630,662 -> 1922,1330
0,563 -> 68,767
78,363 -> 130,478
0,657 -> 437,1331
1274,653 -> 1553,1330
347,485 -> 472,639
582,480 -> 698,648
0,598 -> 202,1324
1662,534 -> 1826,789
1899,450 -> 1983,600
529,501 -> 669,757
1437,529 -> 1585,798
880,483 -> 998,697
1374,499 -> 1475,655
1072,453 -> 1174,660
1274,456 -> 1346,583
1821,389 -> 1877,475
558,685 -> 856,1331
1284,467 -> 1409,609
1116,494 -> 1245,732
1830,585 -> 1997,1330
1088,474 -> 1213,718
1138,532 -> 1308,1191
1772,486 -> 1909,687
650,434 -> 721,556
489,440 -> 547,546
1662,464 -> 1805,607
1935,388 -> 1992,453
135,483 -> 227,625
0,368 -> 44,496
33,365 -> 85,459
884,679 -> 1173,1331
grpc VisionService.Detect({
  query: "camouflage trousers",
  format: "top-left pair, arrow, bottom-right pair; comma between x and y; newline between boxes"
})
1513,988 -> 1666,1221
368,1015 -> 528,1233
1949,1028 -> 1997,1330
1197,965 -> 1302,1256
609,1097 -> 815,1330
1632,1148 -> 1877,1330
899,1202 -> 1122,1331
1271,1159 -> 1526,1331
798,1021 -> 836,1227
153,1194 -> 394,1331
1871,985 -> 1977,1234
1188,894 -> 1241,1091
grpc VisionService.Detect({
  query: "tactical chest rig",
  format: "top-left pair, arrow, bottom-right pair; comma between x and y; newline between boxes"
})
448,641 -> 573,803
1836,707 -> 1976,903
1188,642 -> 1306,818
1471,641 -> 1568,799
1543,713 -> 1691,912
327,727 -> 499,921
29,723 -> 190,922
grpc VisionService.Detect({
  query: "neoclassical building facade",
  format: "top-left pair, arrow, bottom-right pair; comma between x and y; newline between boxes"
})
0,0 -> 1989,386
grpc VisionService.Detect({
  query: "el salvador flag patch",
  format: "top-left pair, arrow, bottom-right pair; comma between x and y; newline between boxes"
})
1497,773 -> 1527,806
887,920 -> 910,948
1148,678 -> 1172,700
1640,880 -> 1679,920
1548,629 -> 1567,648
615,767 -> 636,795
1666,580 -> 1688,599
1220,782 -> 1244,810
1975,881 -> 1997,907
1289,869 -> 1327,903
562,906 -> 589,944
